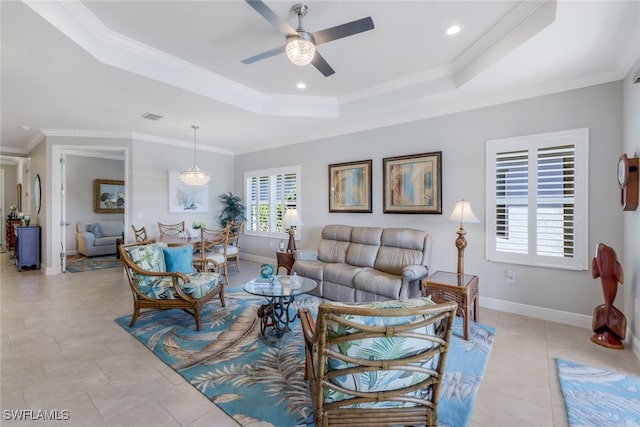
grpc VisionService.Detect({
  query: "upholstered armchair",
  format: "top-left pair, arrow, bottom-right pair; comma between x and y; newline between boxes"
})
120,240 -> 225,330
299,298 -> 458,427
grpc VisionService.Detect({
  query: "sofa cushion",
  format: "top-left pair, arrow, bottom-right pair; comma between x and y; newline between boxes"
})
353,269 -> 402,300
292,259 -> 325,281
318,225 -> 352,263
100,221 -> 124,237
163,246 -> 195,274
324,263 -> 368,287
321,298 -> 438,408
94,236 -> 119,247
374,229 -> 428,276
345,226 -> 382,268
88,223 -> 104,238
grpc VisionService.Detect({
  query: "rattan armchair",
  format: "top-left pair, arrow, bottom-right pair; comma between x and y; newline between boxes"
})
131,225 -> 148,242
299,298 -> 458,427
119,240 -> 225,331
157,221 -> 185,238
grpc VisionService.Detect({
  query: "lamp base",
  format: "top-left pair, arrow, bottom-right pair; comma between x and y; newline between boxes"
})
286,228 -> 297,252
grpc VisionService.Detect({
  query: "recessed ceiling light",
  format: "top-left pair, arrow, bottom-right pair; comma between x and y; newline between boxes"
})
18,125 -> 31,131
446,25 -> 462,36
296,82 -> 307,89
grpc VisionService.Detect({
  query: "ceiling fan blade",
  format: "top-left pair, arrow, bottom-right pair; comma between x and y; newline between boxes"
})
311,52 -> 335,77
245,0 -> 296,36
312,17 -> 374,45
241,45 -> 286,64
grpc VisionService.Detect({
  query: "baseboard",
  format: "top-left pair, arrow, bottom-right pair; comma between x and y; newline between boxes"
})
240,253 -> 277,266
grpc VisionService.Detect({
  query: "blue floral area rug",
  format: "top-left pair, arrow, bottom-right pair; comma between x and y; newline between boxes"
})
66,256 -> 121,273
557,358 -> 640,426
115,287 -> 495,427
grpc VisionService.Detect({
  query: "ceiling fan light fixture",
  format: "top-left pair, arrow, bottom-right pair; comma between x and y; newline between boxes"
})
180,125 -> 210,186
286,33 -> 316,66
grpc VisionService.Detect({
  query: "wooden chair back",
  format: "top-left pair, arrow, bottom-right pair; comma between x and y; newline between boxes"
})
225,221 -> 243,272
157,221 -> 185,237
299,299 -> 458,427
193,223 -> 232,284
131,225 -> 148,242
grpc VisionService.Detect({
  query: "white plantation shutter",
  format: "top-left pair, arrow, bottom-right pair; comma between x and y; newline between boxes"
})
245,165 -> 301,238
486,129 -> 588,270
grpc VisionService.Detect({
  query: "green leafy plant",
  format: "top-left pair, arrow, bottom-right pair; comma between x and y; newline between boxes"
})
192,221 -> 206,229
217,192 -> 246,228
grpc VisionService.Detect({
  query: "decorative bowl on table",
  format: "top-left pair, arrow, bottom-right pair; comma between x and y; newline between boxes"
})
260,263 -> 275,278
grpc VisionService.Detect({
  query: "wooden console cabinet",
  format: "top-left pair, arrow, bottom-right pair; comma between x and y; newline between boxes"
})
6,218 -> 21,250
15,225 -> 41,272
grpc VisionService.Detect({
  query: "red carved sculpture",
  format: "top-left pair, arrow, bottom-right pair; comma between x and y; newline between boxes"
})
591,243 -> 626,349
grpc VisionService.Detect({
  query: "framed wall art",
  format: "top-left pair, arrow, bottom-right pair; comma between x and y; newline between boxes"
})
329,160 -> 372,213
383,151 -> 442,214
94,179 -> 125,213
168,171 -> 208,213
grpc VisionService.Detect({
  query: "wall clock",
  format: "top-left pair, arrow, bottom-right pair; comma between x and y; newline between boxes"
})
617,154 -> 639,211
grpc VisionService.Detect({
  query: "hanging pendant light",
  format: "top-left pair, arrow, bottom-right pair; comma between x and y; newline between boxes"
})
180,125 -> 210,186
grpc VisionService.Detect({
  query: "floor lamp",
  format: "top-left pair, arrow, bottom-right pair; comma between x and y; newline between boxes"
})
282,208 -> 303,252
447,199 -> 480,275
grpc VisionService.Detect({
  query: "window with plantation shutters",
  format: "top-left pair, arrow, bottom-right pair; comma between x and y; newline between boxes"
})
486,129 -> 589,270
244,165 -> 301,238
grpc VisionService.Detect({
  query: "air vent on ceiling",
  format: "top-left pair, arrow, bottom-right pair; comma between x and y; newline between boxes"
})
141,112 -> 163,121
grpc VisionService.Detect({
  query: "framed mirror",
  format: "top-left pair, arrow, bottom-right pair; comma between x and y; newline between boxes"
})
34,174 -> 41,214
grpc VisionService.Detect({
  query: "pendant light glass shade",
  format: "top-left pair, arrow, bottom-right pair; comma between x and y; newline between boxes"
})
180,125 -> 210,186
286,34 -> 316,66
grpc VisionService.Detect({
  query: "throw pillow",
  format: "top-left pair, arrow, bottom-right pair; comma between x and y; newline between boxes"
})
88,223 -> 104,238
163,245 -> 195,274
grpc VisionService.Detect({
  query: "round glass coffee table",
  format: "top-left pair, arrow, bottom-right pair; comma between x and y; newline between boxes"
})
243,275 -> 317,339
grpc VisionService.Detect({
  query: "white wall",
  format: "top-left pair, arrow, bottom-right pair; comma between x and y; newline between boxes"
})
128,138 -> 234,240
235,81 -> 624,319
0,164 -> 17,248
623,59 -> 640,347
65,154 -> 125,254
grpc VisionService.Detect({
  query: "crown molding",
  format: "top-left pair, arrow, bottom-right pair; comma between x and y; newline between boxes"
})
39,129 -> 235,156
23,0 -> 338,119
24,0 -> 556,123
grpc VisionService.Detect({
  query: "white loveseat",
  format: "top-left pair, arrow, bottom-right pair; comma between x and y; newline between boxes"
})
292,224 -> 432,302
77,221 -> 124,257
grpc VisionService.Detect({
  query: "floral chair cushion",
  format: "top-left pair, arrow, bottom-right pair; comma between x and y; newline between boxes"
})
322,297 -> 438,408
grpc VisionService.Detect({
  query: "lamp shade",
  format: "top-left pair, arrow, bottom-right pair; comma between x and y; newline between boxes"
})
447,200 -> 480,224
282,208 -> 303,227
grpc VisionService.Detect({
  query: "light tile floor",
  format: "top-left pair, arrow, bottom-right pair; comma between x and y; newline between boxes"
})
1,252 -> 638,426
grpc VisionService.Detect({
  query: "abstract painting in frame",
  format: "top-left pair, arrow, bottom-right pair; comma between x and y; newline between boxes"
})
168,171 -> 208,213
329,160 -> 372,213
94,179 -> 125,213
383,151 -> 442,214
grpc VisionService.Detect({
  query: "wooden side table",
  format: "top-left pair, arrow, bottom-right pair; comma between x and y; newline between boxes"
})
276,251 -> 295,275
421,270 -> 479,340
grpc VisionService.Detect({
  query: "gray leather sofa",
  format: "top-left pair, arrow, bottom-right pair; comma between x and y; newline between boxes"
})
77,221 -> 124,257
292,224 -> 432,302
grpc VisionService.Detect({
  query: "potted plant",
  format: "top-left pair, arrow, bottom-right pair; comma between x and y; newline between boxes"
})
217,192 -> 246,228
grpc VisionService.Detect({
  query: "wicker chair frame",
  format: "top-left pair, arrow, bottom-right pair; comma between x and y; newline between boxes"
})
299,300 -> 458,427
225,221 -> 243,272
157,221 -> 185,237
131,225 -> 148,242
119,240 -> 225,331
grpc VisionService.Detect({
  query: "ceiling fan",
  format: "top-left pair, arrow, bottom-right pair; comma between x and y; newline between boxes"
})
242,0 -> 375,77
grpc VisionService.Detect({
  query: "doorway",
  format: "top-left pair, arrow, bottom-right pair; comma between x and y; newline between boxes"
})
51,146 -> 130,275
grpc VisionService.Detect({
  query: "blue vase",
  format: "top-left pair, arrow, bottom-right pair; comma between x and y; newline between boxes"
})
260,263 -> 275,278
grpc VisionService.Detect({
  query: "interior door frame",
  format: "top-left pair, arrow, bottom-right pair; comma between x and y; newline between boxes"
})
50,145 -> 130,275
